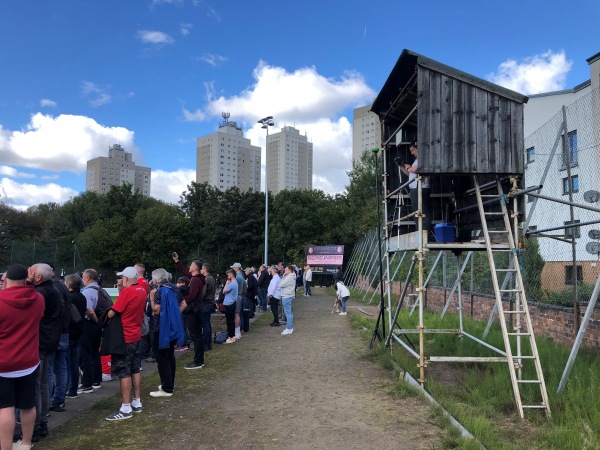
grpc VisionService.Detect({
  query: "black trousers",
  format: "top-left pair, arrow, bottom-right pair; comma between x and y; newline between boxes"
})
270,297 -> 280,324
184,310 -> 204,366
79,320 -> 102,388
153,332 -> 176,393
224,303 -> 236,338
200,303 -> 215,350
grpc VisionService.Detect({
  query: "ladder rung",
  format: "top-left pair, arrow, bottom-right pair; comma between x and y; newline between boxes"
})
504,310 -> 525,314
522,405 -> 548,409
488,230 -> 509,233
517,379 -> 542,384
500,289 -> 521,293
484,212 -> 504,216
508,332 -> 531,336
510,355 -> 536,359
481,194 -> 499,198
496,269 -> 517,272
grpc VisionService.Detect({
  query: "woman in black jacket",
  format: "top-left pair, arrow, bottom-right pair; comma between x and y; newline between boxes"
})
243,268 -> 258,331
65,274 -> 88,399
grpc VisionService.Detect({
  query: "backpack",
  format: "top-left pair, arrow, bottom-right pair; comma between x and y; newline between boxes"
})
91,286 -> 113,320
214,330 -> 228,344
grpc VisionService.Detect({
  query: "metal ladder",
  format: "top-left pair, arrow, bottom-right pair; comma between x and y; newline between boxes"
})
474,176 -> 551,419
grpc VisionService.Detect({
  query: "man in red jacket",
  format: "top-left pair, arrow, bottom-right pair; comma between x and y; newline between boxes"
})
0,264 -> 45,450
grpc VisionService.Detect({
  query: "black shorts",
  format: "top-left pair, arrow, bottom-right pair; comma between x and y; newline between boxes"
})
0,366 -> 40,409
111,342 -> 140,379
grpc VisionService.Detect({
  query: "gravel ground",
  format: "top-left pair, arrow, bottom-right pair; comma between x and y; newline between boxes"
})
150,287 -> 445,449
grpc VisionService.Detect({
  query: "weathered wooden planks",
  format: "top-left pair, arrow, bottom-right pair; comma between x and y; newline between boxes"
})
416,65 -> 524,175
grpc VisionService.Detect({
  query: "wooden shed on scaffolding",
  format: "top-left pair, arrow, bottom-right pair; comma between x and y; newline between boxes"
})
369,49 -> 551,419
371,49 -> 529,243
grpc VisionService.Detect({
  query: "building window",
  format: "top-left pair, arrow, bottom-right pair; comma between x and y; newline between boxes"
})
561,130 -> 578,168
526,147 -> 535,164
564,220 -> 581,239
562,175 -> 579,194
565,265 -> 583,285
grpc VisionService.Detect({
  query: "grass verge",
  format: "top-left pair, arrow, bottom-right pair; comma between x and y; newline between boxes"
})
350,305 -> 600,450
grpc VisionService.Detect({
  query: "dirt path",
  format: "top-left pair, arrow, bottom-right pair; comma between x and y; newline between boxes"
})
152,287 -> 445,449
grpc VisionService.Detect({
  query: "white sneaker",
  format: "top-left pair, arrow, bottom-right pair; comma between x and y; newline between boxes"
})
235,334 -> 242,340
225,337 -> 236,344
281,328 -> 293,335
102,374 -> 114,382
150,389 -> 173,398
339,312 -> 347,316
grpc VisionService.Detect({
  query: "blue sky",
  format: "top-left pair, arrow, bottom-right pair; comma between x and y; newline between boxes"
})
0,0 -> 597,209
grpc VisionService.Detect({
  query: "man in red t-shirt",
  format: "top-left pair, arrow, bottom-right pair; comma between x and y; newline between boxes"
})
105,267 -> 147,421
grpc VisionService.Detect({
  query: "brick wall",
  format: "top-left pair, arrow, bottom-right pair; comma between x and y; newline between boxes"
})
354,275 -> 600,351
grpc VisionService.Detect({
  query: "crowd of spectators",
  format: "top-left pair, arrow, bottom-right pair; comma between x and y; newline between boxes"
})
0,256 -> 313,449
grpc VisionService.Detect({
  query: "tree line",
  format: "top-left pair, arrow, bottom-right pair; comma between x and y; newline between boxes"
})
0,152 -> 379,281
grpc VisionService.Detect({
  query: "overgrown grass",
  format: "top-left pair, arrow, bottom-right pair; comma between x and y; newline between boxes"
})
350,303 -> 600,449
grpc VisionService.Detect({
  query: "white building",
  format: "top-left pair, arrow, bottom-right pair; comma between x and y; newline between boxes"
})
196,119 -> 261,192
524,51 -> 600,290
352,104 -> 381,162
86,144 -> 151,196
266,126 -> 313,194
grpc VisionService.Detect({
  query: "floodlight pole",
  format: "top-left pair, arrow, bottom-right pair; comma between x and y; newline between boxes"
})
258,116 -> 274,266
370,148 -> 386,347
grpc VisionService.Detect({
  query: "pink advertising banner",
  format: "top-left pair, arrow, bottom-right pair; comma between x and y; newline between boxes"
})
306,254 -> 344,265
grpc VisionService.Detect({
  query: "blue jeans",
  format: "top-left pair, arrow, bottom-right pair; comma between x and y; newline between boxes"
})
67,339 -> 80,396
282,297 -> 294,330
341,296 -> 349,313
258,287 -> 268,310
47,333 -> 69,405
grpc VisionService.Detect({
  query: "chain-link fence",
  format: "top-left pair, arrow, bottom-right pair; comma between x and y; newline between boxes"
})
524,87 -> 600,305
346,88 -> 600,307
2,240 -> 116,286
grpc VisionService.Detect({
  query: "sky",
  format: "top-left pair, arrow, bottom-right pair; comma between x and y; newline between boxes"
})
0,0 -> 598,210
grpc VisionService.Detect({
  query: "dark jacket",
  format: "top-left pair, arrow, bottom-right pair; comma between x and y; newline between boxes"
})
246,274 -> 258,299
257,270 -> 270,289
100,313 -> 126,356
203,275 -> 216,306
36,279 -> 63,354
176,261 -> 205,313
69,290 -> 87,341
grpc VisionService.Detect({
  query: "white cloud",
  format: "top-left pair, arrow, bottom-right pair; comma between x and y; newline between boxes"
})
0,177 -> 78,210
81,81 -> 112,107
0,165 -> 36,179
183,61 -> 374,194
40,99 -> 57,108
151,169 -> 195,204
182,107 -> 206,122
0,113 -> 136,173
486,50 -> 573,95
151,0 -> 184,6
199,53 -> 227,67
199,61 -> 374,123
137,29 -> 175,45
180,23 -> 192,36
207,7 -> 221,22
